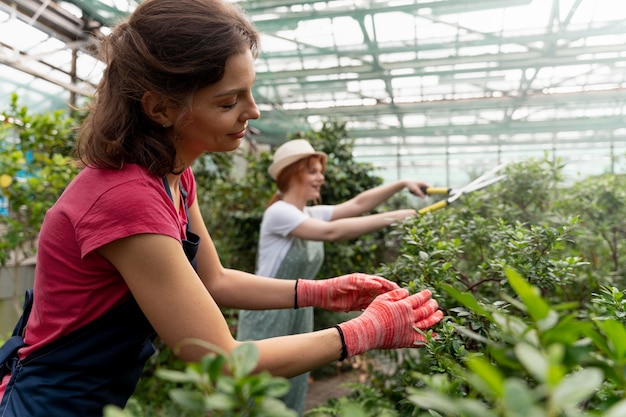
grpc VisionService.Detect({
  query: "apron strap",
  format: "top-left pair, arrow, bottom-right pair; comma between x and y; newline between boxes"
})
162,176 -> 200,270
0,289 -> 33,376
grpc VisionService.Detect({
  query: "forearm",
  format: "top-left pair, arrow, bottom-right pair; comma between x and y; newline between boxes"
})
206,268 -> 295,310
349,181 -> 407,213
326,210 -> 414,241
251,327 -> 343,377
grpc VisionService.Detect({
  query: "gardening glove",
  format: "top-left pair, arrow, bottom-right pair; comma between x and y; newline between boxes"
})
295,273 -> 400,312
337,288 -> 443,358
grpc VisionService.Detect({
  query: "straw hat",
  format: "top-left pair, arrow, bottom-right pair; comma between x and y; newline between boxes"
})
268,139 -> 328,180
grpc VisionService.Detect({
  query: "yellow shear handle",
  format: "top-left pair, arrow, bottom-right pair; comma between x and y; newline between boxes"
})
418,200 -> 448,214
424,187 -> 451,195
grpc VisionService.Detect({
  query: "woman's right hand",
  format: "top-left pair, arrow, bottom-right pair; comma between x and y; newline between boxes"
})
337,288 -> 443,357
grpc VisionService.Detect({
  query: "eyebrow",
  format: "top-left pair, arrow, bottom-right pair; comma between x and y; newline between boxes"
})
213,75 -> 256,98
213,88 -> 246,98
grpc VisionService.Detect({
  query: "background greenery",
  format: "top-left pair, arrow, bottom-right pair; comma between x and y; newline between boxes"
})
2,98 -> 626,416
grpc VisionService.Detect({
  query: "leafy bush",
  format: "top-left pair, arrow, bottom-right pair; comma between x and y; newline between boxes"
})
314,157 -> 626,416
0,93 -> 78,266
105,343 -> 296,417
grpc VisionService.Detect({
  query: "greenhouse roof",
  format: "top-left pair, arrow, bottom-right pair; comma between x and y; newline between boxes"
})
2,0 -> 626,187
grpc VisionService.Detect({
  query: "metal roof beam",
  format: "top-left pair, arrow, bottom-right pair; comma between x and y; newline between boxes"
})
346,114 -> 626,138
0,0 -> 98,42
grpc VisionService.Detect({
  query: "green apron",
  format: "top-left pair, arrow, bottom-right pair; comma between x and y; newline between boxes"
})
237,237 -> 324,416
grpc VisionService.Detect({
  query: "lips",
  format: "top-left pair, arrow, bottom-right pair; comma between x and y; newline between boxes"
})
230,128 -> 247,139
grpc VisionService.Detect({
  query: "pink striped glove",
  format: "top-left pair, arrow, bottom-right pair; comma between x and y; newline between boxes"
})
336,288 -> 443,358
296,273 -> 400,312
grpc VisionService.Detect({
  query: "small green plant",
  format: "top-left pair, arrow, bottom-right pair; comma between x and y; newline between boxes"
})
406,269 -> 626,417
104,342 -> 296,417
590,285 -> 626,323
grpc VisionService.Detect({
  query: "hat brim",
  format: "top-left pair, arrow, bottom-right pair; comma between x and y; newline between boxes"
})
268,151 -> 327,180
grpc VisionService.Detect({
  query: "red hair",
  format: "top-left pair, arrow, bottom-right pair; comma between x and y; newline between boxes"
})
266,154 -> 327,208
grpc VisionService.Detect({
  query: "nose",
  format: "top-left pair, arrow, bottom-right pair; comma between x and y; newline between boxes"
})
242,94 -> 261,121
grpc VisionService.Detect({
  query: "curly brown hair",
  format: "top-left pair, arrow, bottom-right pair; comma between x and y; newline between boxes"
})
76,0 -> 259,176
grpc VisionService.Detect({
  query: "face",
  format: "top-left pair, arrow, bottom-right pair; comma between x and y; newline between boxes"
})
295,158 -> 325,201
169,50 -> 260,162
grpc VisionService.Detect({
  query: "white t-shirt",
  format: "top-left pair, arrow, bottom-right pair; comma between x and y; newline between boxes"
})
255,200 -> 334,277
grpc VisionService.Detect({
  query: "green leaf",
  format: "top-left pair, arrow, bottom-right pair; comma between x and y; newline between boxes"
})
205,353 -> 226,383
442,284 -> 492,318
466,355 -> 505,396
230,343 -> 259,378
492,313 -> 538,345
551,368 -> 603,410
537,310 -> 559,332
216,375 -> 236,395
262,376 -> 291,397
451,323 -> 491,344
515,343 -> 547,382
595,320 -> 626,360
155,369 -> 199,384
102,405 -> 131,417
503,379 -> 537,417
258,397 -> 299,417
168,389 -> 208,411
338,402 -> 368,417
408,390 -> 497,417
203,392 -> 237,410
545,344 -> 567,386
604,399 -> 626,417
506,268 -> 551,322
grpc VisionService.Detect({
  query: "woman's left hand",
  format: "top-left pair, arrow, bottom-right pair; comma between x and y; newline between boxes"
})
296,273 -> 400,312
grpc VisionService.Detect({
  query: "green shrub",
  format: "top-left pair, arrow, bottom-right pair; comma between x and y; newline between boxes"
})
315,157 -> 626,416
0,93 -> 78,266
105,343 -> 296,417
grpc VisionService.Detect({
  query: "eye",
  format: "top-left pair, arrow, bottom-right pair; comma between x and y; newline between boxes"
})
221,102 -> 237,109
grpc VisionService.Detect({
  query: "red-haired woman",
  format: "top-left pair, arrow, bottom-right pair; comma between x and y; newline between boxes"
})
238,138 -> 434,415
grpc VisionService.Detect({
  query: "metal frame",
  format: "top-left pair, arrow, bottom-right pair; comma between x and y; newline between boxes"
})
2,0 -> 626,186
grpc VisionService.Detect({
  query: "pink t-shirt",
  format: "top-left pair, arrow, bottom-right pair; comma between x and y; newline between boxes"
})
0,164 -> 195,395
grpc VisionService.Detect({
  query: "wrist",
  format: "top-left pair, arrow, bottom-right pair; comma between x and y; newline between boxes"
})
295,278 -> 319,309
334,325 -> 348,361
337,317 -> 372,358
294,279 -> 300,309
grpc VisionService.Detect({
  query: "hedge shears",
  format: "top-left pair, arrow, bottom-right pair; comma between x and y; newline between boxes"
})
416,163 -> 507,214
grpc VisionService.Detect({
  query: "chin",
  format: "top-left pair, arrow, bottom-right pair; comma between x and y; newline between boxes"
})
217,139 -> 242,153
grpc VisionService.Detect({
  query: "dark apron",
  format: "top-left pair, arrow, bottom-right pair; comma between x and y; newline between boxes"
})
0,178 -> 200,417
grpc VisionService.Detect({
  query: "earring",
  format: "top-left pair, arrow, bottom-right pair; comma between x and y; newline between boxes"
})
162,122 -> 171,128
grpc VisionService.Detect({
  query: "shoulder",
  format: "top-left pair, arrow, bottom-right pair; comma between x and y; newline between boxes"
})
261,201 -> 307,235
58,164 -> 172,228
304,204 -> 334,221
265,200 -> 302,216
71,164 -> 165,205
46,164 -> 180,258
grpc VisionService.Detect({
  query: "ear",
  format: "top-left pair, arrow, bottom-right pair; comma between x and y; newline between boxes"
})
141,91 -> 174,127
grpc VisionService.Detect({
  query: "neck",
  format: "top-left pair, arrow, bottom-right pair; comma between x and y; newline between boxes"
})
282,191 -> 308,211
